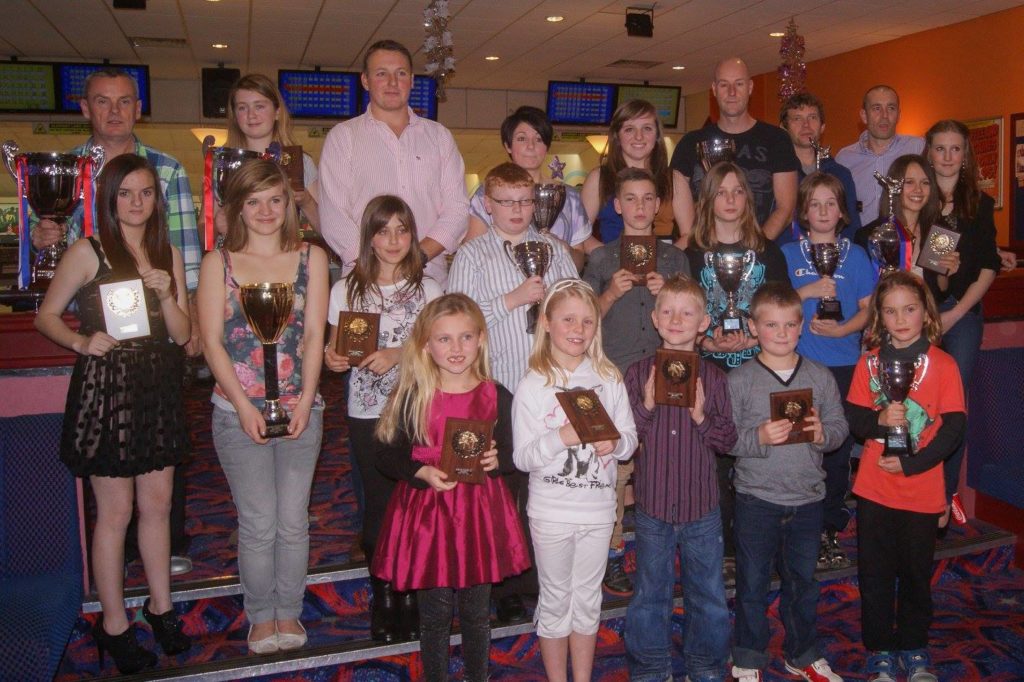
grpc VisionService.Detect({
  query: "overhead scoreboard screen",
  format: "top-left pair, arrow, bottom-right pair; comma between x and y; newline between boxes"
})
278,69 -> 360,119
546,81 -> 616,126
617,84 -> 681,129
57,63 -> 151,115
0,62 -> 57,112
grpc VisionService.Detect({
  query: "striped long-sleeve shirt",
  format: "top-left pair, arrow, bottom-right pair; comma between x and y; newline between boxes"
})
624,353 -> 738,524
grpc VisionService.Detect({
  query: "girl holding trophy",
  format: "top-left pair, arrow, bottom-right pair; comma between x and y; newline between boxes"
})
197,159 -> 328,654
35,154 -> 192,673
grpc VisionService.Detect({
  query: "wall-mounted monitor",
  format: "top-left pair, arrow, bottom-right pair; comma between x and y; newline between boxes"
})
359,76 -> 438,121
278,69 -> 360,119
616,84 -> 681,129
0,62 -> 57,112
57,63 -> 151,115
546,81 -> 616,126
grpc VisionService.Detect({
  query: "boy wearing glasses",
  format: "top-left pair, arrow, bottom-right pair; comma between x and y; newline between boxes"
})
582,167 -> 690,595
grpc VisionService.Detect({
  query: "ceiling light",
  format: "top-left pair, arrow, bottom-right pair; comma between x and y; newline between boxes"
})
586,135 -> 609,154
546,16 -> 564,22
212,43 -> 228,49
191,127 -> 228,146
769,31 -> 785,37
672,65 -> 685,70
485,55 -> 500,61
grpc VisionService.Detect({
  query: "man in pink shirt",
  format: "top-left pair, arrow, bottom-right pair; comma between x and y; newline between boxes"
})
319,39 -> 469,287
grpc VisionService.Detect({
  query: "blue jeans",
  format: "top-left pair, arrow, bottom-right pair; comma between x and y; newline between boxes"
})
625,508 -> 730,681
733,493 -> 822,671
939,299 -> 983,501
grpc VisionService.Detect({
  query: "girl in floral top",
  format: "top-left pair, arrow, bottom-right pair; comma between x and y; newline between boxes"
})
198,159 -> 328,654
324,195 -> 441,643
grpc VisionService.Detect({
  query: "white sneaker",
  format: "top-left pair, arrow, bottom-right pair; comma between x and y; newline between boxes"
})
785,658 -> 843,681
730,666 -> 762,682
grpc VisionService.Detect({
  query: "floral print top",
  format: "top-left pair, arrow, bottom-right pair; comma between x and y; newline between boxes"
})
212,243 -> 323,412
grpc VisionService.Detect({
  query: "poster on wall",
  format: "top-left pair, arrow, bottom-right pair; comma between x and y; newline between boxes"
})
965,117 -> 1003,209
1011,113 -> 1024,243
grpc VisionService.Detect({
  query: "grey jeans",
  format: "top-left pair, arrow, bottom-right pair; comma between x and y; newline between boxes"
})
213,406 -> 323,623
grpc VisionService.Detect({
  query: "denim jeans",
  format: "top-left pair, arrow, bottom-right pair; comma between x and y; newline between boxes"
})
733,493 -> 823,671
625,508 -> 729,681
939,299 -> 983,501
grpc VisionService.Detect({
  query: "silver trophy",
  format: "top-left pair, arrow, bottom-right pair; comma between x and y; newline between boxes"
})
504,239 -> 553,334
2,141 -> 104,290
705,248 -> 755,332
697,138 -> 736,172
808,242 -> 843,321
868,171 -> 905,276
811,140 -> 831,171
208,146 -> 266,206
533,183 -> 567,235
869,354 -> 928,457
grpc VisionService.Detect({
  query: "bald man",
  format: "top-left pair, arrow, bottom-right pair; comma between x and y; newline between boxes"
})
671,57 -> 800,245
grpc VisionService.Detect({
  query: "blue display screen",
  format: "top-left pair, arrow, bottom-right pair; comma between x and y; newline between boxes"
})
279,69 -> 360,119
546,81 -> 616,126
58,63 -> 151,115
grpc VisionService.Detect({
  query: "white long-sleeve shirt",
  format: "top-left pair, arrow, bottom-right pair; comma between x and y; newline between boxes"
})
512,359 -> 637,525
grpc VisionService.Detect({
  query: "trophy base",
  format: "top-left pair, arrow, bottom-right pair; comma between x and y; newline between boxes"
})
261,399 -> 291,438
817,299 -> 844,322
262,420 -> 291,438
721,316 -> 744,333
884,431 -> 914,457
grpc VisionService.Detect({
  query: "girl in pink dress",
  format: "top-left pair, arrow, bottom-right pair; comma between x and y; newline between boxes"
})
371,293 -> 531,682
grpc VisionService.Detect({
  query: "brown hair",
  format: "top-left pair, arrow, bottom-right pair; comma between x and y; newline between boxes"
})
222,159 -> 302,253
346,195 -> 426,309
484,161 -> 534,195
363,40 -> 413,73
692,162 -> 765,251
863,271 -> 942,349
614,167 -> 656,196
925,119 -> 980,222
796,172 -> 850,235
779,92 -> 825,126
749,281 -> 803,322
226,73 -> 297,149
597,99 -> 670,208
654,273 -> 706,310
883,154 -> 940,233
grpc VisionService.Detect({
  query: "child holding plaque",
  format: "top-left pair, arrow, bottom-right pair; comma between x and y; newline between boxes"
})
512,279 -> 638,682
782,172 -> 875,570
845,272 -> 965,682
582,167 -> 689,594
726,282 -> 848,682
35,154 -> 192,673
323,195 -> 441,644
371,294 -> 530,682
622,274 -> 737,682
198,159 -> 328,654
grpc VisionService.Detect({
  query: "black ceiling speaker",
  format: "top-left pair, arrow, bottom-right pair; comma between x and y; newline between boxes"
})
113,0 -> 147,9
625,9 -> 654,38
202,67 -> 241,118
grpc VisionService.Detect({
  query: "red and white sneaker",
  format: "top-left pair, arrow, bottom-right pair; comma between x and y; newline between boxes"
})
951,492 -> 968,525
785,658 -> 844,681
731,665 -> 762,682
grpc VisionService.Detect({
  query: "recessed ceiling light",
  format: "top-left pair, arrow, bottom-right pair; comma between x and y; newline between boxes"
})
769,31 -> 785,37
546,15 -> 564,22
485,55 -> 500,61
212,43 -> 228,49
672,65 -> 685,70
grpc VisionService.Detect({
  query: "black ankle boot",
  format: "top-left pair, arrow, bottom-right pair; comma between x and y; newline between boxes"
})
395,590 -> 420,642
93,619 -> 157,674
142,598 -> 192,656
370,578 -> 396,643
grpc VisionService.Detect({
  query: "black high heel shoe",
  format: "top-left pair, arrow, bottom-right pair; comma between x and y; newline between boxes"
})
93,619 -> 157,674
370,577 -> 397,643
142,598 -> 192,656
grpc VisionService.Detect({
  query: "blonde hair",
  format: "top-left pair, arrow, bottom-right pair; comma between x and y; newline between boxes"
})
528,279 -> 620,386
222,159 -> 302,253
654,273 -> 706,310
226,73 -> 297,149
863,271 -> 942,349
692,162 -> 765,252
375,294 -> 491,445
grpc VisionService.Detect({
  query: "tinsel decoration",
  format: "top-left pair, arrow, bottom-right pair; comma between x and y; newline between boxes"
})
777,18 -> 806,101
423,0 -> 455,102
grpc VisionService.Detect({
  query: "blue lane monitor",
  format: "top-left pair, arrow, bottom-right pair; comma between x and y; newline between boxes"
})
0,62 -> 57,112
58,63 -> 151,115
279,69 -> 359,119
546,81 -> 616,126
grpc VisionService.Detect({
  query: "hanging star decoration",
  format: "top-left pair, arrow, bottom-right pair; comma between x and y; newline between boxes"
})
548,155 -> 566,181
777,17 -> 807,101
423,0 -> 456,102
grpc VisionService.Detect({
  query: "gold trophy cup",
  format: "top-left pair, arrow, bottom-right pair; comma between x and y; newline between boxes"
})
239,283 -> 295,438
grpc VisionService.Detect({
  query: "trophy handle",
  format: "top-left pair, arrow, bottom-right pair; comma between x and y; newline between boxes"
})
703,250 -> 715,270
201,135 -> 216,157
503,240 -> 518,271
911,353 -> 928,392
741,249 -> 756,280
1,140 -> 18,181
837,238 -> 851,264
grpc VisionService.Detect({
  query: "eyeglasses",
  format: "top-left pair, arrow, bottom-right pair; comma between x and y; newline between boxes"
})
488,197 -> 535,208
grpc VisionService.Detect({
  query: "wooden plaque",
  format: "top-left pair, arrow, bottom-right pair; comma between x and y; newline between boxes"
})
916,225 -> 961,274
770,388 -> 814,444
439,417 -> 493,484
620,235 -> 657,276
654,349 -> 699,407
556,389 -> 621,444
280,145 -> 305,191
335,311 -> 380,361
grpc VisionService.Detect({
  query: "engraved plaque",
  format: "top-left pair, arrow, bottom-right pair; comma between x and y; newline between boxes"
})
654,348 -> 698,407
556,389 -> 621,444
770,388 -> 814,445
620,235 -> 657,276
439,417 -> 493,484
99,278 -> 151,341
335,311 -> 381,361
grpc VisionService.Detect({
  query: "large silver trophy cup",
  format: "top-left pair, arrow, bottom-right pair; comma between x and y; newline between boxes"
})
869,355 -> 928,457
504,240 -> 553,334
533,183 -> 567,235
868,171 -> 905,276
809,242 -> 843,321
240,283 -> 295,438
2,141 -> 104,290
697,138 -> 736,172
705,249 -> 755,333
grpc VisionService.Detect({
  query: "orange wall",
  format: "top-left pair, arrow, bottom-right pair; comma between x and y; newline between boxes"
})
743,5 -> 1024,244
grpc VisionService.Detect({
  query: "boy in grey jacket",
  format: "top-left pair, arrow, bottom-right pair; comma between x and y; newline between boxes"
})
727,282 -> 849,682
